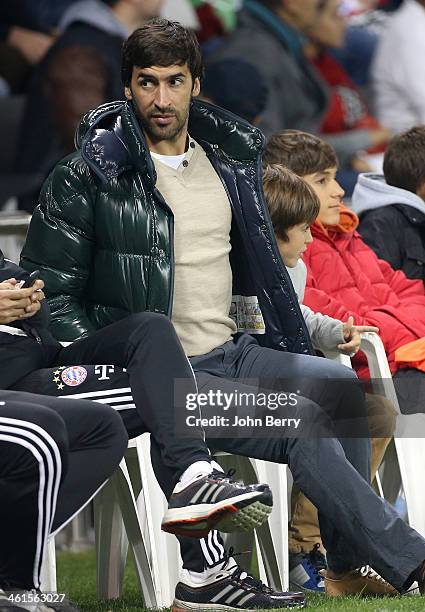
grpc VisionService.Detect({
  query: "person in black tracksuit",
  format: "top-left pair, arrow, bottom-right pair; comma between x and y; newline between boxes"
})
0,250 -> 212,476
0,389 -> 128,606
0,250 -> 276,586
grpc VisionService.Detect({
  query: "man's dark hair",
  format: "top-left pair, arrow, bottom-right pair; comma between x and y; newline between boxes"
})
121,18 -> 204,87
264,130 -> 338,176
263,164 -> 320,241
383,126 -> 425,194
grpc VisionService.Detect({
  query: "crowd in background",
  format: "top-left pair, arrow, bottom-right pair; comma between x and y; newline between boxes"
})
1,0 -> 422,215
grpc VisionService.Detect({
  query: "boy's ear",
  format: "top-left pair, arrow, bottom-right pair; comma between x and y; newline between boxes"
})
124,86 -> 132,100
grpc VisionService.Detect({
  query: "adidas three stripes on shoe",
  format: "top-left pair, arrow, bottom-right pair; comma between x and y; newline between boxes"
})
172,556 -> 306,611
161,469 -> 273,538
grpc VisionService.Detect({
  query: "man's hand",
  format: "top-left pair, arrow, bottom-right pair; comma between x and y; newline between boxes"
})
0,279 -> 45,324
337,316 -> 379,355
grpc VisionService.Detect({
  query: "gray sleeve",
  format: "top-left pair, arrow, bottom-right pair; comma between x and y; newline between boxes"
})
325,130 -> 372,166
301,303 -> 345,352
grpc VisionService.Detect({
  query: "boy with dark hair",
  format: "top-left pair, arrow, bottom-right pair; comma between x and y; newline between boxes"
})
263,163 -> 396,593
263,163 -> 374,356
353,126 -> 425,283
264,130 -> 425,413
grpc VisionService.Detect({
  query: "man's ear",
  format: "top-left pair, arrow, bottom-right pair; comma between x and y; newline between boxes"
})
192,77 -> 201,97
124,86 -> 132,100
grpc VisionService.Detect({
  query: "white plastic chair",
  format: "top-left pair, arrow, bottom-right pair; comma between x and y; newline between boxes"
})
360,332 -> 425,536
328,332 -> 425,537
93,436 -> 289,607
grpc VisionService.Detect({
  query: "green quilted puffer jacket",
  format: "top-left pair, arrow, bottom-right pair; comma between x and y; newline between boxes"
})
21,99 -> 313,354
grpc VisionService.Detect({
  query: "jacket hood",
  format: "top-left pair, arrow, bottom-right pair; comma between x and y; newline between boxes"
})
59,0 -> 128,38
75,99 -> 265,185
352,172 -> 425,217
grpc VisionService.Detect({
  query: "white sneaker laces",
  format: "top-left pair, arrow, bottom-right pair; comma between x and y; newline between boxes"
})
359,566 -> 388,583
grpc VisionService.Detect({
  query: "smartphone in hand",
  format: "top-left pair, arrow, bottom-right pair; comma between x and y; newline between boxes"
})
18,270 -> 40,289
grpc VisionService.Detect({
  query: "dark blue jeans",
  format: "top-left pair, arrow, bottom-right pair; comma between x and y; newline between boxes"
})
153,334 -> 425,591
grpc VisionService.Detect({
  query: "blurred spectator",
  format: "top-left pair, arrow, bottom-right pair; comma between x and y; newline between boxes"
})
353,126 -> 425,282
372,0 -> 425,133
200,58 -> 268,124
329,24 -> 378,88
0,1 -> 76,35
305,0 -> 391,172
193,1 -> 227,55
210,0 -> 376,194
0,2 -> 56,95
161,0 -> 200,27
190,0 -> 243,50
339,0 -> 403,15
15,0 -> 163,213
331,1 -> 403,89
211,0 -> 329,137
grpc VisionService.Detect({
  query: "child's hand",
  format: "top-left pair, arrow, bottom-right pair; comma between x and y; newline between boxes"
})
337,316 -> 379,355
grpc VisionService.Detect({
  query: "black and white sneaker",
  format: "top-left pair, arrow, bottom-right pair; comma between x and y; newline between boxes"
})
172,557 -> 306,611
161,469 -> 273,538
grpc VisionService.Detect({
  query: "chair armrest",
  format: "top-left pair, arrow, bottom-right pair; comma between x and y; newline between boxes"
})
360,332 -> 401,414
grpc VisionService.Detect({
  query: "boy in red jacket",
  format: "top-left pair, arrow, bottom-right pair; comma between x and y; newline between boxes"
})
264,129 -> 425,416
262,163 -> 396,594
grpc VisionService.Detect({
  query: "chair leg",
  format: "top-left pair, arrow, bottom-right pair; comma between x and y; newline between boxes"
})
113,457 -> 159,608
253,460 -> 289,592
40,536 -> 57,593
94,468 -> 128,600
134,435 -> 181,607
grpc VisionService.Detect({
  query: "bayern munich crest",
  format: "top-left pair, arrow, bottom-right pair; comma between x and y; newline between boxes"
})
60,366 -> 88,387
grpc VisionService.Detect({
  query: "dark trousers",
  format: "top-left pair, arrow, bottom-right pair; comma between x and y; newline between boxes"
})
13,326 -> 425,591
13,313 -> 211,482
153,334 -> 425,591
0,390 -> 127,590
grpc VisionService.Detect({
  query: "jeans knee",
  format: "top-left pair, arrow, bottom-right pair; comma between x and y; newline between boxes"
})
322,359 -> 358,381
294,396 -> 335,437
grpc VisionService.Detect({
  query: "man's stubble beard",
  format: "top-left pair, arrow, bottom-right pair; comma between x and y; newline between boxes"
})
136,104 -> 190,143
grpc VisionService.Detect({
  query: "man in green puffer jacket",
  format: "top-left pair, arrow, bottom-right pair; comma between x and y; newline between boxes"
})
21,18 -> 425,607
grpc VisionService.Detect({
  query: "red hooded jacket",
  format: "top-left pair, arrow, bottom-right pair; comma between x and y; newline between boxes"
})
303,207 -> 425,378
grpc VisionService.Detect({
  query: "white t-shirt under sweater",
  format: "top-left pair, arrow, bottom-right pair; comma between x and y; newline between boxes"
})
151,138 -> 237,356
